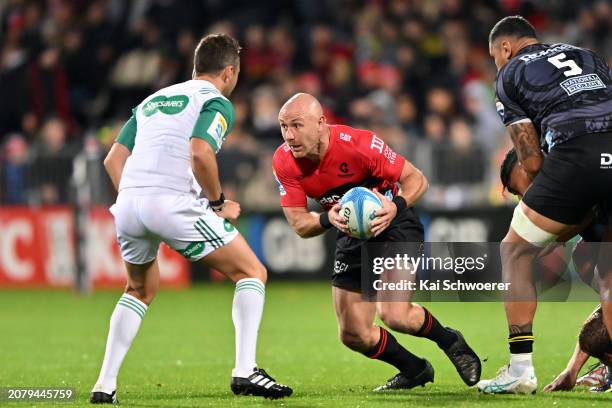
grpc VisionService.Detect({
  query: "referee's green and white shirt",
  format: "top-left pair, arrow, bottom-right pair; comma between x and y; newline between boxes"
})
116,80 -> 235,196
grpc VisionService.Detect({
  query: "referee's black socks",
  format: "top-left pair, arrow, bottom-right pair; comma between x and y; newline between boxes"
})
364,327 -> 426,374
415,307 -> 458,350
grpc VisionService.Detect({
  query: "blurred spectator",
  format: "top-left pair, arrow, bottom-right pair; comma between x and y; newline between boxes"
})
28,116 -> 76,205
0,0 -> 609,209
434,118 -> 486,185
423,113 -> 447,144
0,133 -> 29,204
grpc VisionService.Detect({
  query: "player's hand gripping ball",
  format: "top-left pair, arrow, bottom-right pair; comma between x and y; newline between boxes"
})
339,187 -> 383,239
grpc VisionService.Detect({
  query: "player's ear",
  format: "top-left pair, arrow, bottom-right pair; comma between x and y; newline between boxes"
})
501,39 -> 512,60
222,65 -> 234,83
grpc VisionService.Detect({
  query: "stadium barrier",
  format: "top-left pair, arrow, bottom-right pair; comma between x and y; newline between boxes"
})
0,206 -> 189,289
0,206 -> 513,289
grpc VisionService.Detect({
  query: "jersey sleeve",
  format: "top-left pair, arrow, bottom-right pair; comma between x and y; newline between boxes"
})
272,150 -> 308,207
191,97 -> 235,153
494,67 -> 529,126
361,133 -> 405,182
115,108 -> 137,151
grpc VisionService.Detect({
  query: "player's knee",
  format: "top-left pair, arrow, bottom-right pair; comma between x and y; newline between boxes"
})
339,327 -> 372,351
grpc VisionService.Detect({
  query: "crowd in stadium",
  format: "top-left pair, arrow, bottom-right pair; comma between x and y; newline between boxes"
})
0,0 -> 610,209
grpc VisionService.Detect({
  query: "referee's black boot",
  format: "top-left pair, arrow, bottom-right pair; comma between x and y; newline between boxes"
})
90,390 -> 117,404
231,367 -> 293,399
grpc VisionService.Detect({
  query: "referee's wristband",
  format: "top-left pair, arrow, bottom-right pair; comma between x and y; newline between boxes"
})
209,193 -> 225,212
319,212 -> 333,229
392,196 -> 407,215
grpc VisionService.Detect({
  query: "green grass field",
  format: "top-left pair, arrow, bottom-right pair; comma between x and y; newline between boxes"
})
0,282 -> 608,407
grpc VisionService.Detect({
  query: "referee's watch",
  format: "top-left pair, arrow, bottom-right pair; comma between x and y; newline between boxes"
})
209,193 -> 225,212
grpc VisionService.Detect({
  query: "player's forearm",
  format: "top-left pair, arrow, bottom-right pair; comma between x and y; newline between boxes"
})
522,156 -> 543,180
398,170 -> 428,207
104,161 -> 122,191
191,142 -> 222,200
289,211 -> 327,238
566,341 -> 589,377
103,143 -> 130,192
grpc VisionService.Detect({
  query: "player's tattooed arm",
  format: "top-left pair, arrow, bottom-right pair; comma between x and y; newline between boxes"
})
508,322 -> 533,335
507,121 -> 543,180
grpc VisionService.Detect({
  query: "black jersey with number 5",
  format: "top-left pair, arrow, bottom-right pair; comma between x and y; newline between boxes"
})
494,43 -> 612,151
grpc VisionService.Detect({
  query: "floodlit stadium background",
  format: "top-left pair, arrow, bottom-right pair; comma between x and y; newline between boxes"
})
0,0 -> 612,289
2,0 -> 609,288
1,1 -> 611,406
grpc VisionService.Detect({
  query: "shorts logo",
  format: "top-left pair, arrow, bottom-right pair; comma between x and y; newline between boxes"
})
178,241 -> 205,260
334,260 -> 349,275
142,95 -> 189,116
223,219 -> 235,232
601,153 -> 612,169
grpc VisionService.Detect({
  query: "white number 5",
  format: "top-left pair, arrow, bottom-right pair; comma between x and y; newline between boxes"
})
547,53 -> 582,77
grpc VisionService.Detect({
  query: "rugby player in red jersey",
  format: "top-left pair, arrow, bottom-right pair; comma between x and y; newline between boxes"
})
272,93 -> 481,391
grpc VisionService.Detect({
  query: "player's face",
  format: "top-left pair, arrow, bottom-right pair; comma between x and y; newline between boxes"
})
489,39 -> 513,71
278,112 -> 322,159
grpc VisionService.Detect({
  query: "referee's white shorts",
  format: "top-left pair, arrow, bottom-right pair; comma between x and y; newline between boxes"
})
110,192 -> 238,264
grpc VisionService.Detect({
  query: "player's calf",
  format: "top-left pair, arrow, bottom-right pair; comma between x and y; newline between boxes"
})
339,325 -> 378,352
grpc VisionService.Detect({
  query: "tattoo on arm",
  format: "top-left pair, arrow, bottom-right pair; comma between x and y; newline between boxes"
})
508,122 -> 540,162
509,323 -> 533,335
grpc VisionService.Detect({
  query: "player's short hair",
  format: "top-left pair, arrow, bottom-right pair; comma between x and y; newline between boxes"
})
489,15 -> 537,44
194,33 -> 241,75
579,305 -> 612,364
500,148 -> 519,195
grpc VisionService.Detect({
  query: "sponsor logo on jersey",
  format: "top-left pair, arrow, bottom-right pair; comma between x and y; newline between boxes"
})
319,195 -> 342,206
383,145 -> 397,164
601,153 -> 612,169
496,101 -> 505,120
207,112 -> 228,145
559,73 -> 606,96
273,171 -> 287,196
142,95 -> 189,116
519,44 -> 576,64
339,132 -> 352,142
338,162 -> 354,178
370,135 -> 385,153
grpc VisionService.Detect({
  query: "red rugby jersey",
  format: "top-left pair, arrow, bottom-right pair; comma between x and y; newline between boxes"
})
272,124 -> 405,210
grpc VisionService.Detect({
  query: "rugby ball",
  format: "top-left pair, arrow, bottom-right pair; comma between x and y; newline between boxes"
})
340,187 -> 383,239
